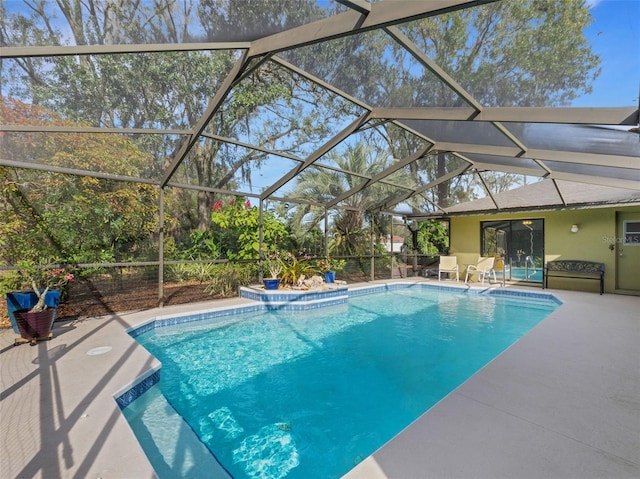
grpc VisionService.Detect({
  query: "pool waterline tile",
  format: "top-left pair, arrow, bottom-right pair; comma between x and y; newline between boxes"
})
115,368 -> 161,410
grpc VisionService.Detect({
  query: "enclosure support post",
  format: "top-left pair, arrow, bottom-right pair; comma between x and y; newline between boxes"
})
259,200 -> 264,282
158,187 -> 165,308
390,215 -> 396,279
324,208 -> 329,258
370,214 -> 375,281
410,219 -> 418,276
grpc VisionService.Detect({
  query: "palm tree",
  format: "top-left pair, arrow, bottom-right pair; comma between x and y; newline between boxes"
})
288,142 -> 414,255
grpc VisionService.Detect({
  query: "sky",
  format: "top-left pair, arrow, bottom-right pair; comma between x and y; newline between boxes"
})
572,0 -> 640,107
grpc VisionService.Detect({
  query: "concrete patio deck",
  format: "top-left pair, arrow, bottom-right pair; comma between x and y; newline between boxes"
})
1,281 -> 638,478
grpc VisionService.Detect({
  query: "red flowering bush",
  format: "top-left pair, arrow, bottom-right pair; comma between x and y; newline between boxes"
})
317,256 -> 346,273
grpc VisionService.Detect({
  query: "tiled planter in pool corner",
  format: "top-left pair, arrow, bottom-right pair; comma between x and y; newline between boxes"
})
240,285 -> 348,310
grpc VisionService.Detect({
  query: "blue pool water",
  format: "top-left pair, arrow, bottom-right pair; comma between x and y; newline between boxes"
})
510,267 -> 543,281
494,267 -> 543,282
128,286 -> 558,479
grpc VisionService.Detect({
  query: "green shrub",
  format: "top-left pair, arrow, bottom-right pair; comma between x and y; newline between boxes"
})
280,252 -> 317,287
166,262 -> 218,283
205,262 -> 257,297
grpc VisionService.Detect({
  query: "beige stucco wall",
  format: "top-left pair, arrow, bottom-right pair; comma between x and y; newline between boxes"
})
449,205 -> 640,294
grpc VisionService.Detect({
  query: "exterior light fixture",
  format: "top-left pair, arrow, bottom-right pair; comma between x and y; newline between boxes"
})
570,224 -> 579,233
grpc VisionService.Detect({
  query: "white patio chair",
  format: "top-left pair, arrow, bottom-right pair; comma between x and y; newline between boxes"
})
438,255 -> 459,282
465,256 -> 497,284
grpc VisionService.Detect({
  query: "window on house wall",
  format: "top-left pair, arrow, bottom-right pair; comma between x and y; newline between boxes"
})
623,220 -> 640,245
481,219 -> 544,282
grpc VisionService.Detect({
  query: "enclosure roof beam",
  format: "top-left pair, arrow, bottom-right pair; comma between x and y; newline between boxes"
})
435,142 -> 639,170
201,133 -> 305,163
475,171 -> 500,210
160,51 -> 250,187
409,164 -> 474,198
472,162 -> 548,177
526,148 -> 640,170
270,56 -> 372,112
552,179 -> 568,206
436,142 -> 523,158
0,159 -> 157,185
375,164 -> 472,211
381,193 -> 448,218
371,107 -> 639,125
204,130 -> 413,192
165,182 -> 327,208
382,191 -> 449,216
490,121 -> 527,153
325,143 -> 435,209
0,125 -> 191,135
406,198 -> 640,219
335,0 -> 371,14
384,26 -> 483,112
314,164 -> 412,191
418,192 -> 450,215
544,172 -> 640,191
165,182 -> 261,198
532,158 -> 554,177
488,118 -> 554,180
471,160 -> 640,191
249,0 -> 498,56
0,122 -> 454,170
260,111 -> 371,200
268,195 -> 326,208
0,42 -> 250,59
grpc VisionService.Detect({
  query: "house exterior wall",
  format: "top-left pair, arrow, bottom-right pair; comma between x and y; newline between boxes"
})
449,205 -> 640,294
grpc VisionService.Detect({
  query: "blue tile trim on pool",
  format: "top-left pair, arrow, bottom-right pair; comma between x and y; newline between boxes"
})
240,285 -> 348,303
128,288 -> 351,339
127,304 -> 265,338
127,319 -> 156,338
349,282 -> 470,297
263,296 -> 348,310
348,282 -> 563,304
120,282 -> 561,410
115,369 -> 161,410
483,288 -> 564,304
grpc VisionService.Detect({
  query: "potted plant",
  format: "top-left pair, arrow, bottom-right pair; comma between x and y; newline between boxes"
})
4,259 -> 75,344
317,256 -> 346,283
279,250 -> 316,287
262,250 -> 283,290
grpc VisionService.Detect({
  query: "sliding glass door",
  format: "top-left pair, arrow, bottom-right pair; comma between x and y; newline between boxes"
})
481,219 -> 544,282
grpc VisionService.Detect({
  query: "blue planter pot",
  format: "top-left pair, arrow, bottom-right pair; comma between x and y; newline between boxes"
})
324,271 -> 335,283
6,290 -> 60,334
263,279 -> 280,290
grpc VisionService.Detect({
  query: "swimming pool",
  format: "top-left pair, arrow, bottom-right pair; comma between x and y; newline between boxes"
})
123,285 -> 559,478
